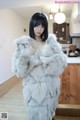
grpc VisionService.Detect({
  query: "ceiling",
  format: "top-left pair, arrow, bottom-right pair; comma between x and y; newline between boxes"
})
0,0 -> 73,19
0,0 -> 55,8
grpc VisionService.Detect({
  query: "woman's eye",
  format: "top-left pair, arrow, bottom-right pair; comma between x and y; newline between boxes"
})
42,25 -> 45,28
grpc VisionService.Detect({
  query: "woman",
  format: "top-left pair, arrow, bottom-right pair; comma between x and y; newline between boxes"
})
12,13 -> 67,120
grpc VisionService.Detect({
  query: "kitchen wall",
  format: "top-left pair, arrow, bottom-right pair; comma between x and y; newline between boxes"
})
70,4 -> 80,48
61,4 -> 80,51
70,4 -> 80,34
0,9 -> 27,84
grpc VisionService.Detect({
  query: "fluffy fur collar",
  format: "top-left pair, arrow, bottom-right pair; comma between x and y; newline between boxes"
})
14,33 -> 62,51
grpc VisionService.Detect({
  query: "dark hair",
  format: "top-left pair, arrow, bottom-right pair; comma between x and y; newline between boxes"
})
29,12 -> 48,41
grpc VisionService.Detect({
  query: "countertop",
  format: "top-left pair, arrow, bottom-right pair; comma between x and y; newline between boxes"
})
67,57 -> 80,64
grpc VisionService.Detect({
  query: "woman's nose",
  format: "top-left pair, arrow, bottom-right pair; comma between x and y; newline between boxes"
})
38,27 -> 41,31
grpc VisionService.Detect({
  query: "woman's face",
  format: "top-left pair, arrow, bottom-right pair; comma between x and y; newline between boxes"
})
34,24 -> 44,38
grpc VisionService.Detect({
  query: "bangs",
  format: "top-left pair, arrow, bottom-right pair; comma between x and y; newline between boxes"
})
33,17 -> 46,28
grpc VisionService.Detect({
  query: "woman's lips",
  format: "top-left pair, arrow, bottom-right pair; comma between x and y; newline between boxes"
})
36,32 -> 41,35
37,32 -> 41,34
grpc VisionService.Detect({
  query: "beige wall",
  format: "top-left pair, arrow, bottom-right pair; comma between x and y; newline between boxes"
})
0,9 -> 27,84
70,4 -> 80,34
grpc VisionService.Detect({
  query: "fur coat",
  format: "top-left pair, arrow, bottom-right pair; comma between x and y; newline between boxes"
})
12,33 -> 67,120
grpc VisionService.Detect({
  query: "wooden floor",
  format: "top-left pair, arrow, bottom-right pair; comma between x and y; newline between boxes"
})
0,81 -> 80,120
0,81 -> 26,120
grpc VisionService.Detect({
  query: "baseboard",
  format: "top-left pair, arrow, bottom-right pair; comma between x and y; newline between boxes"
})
56,104 -> 80,117
0,75 -> 21,97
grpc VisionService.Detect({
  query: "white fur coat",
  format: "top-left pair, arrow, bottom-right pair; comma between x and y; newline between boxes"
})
12,34 -> 67,120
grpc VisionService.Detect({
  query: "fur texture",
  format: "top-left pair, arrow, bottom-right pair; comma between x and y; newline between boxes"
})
12,34 -> 67,120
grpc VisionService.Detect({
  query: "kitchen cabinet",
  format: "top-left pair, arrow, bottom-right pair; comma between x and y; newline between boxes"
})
59,64 -> 80,104
53,23 -> 71,44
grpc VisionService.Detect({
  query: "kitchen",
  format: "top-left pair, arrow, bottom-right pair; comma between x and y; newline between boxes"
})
52,3 -> 80,113
53,4 -> 80,105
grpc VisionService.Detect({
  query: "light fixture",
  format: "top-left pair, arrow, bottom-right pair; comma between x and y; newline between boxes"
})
49,13 -> 53,20
54,5 -> 66,24
49,5 -> 53,20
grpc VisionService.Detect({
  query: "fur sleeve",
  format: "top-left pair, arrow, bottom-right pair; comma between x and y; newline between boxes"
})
40,34 -> 67,75
40,54 -> 67,76
12,36 -> 37,78
51,53 -> 67,75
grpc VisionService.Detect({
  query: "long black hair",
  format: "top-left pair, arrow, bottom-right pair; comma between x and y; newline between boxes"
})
29,12 -> 48,41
